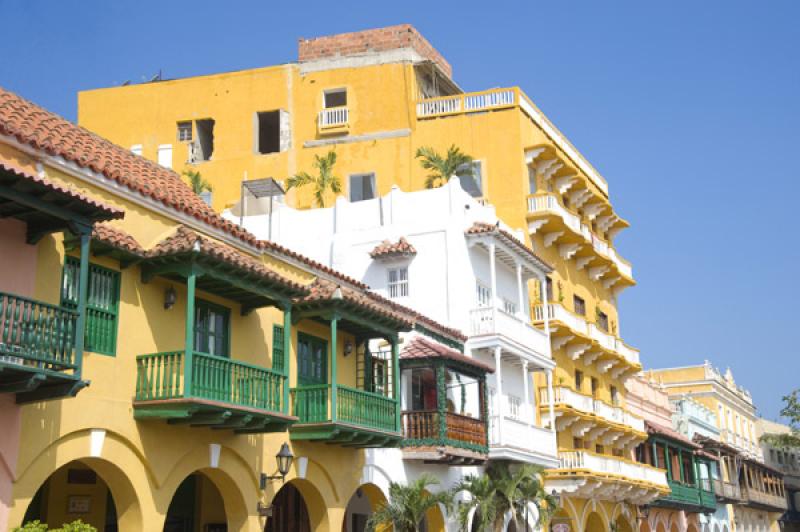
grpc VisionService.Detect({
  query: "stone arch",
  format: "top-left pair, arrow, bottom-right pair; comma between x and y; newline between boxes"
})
656,519 -> 668,532
9,429 -> 152,530
670,521 -> 680,532
267,478 -> 328,532
687,522 -> 699,532
159,444 -> 256,531
342,483 -> 387,532
585,512 -> 608,532
640,517 -> 652,532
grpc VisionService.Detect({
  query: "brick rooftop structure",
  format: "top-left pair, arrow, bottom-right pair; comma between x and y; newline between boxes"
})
298,24 -> 452,78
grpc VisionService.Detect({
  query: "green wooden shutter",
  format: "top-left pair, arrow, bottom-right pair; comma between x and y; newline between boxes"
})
272,324 -> 284,372
61,257 -> 120,356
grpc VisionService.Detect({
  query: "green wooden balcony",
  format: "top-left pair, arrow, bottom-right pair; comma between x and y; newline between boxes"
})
0,291 -> 84,400
289,384 -> 402,447
654,479 -> 717,513
134,350 -> 295,433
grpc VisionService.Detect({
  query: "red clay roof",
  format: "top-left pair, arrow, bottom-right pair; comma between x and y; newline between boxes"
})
646,420 -> 700,449
92,222 -> 145,256
149,226 -> 308,296
370,237 -> 417,259
466,222 -> 553,272
401,336 -> 494,373
297,278 -> 415,328
0,160 -> 123,221
0,86 -> 256,245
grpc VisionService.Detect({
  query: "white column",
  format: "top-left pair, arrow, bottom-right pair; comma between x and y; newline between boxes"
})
521,359 -> 530,421
489,241 -> 498,327
494,346 -> 504,442
546,368 -> 556,434
516,262 -> 525,319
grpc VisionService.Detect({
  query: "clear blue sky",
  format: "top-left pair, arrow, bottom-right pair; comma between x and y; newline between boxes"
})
1,1 -> 798,421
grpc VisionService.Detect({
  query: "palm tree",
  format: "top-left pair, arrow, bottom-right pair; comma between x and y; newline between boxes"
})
182,169 -> 213,195
366,474 -> 453,532
286,150 -> 341,207
415,144 -> 474,189
457,462 -> 556,532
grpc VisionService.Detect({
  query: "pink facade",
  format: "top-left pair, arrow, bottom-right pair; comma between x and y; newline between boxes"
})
0,218 -> 38,297
626,374 -> 673,425
0,217 -> 37,530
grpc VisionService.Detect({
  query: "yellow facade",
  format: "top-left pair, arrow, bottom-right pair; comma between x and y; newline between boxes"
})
76,25 -> 655,531
0,102 -> 413,531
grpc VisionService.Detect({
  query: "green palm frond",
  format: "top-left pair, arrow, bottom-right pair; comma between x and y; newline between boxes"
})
182,169 -> 213,194
416,144 -> 473,189
286,150 -> 341,207
367,474 -> 452,532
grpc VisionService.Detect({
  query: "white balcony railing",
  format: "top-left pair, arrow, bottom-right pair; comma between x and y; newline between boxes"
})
416,88 -> 517,118
469,307 -> 549,357
489,415 -> 557,458
534,303 -> 640,366
539,387 -> 645,433
534,303 -> 590,337
527,193 -> 633,280
318,107 -> 349,129
557,450 -> 668,488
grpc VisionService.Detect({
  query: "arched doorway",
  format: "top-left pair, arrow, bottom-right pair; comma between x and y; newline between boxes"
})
267,482 -> 311,532
163,471 -> 226,532
586,512 -> 607,532
342,484 -> 386,532
640,518 -> 652,532
615,515 -> 634,532
20,460 -> 119,531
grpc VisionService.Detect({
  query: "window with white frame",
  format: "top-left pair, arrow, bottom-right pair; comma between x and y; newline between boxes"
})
177,121 -> 192,142
388,267 -> 409,298
502,298 -> 517,315
457,161 -> 483,198
324,88 -> 347,108
476,281 -> 491,307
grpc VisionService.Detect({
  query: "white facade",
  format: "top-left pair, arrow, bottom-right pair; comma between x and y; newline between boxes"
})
229,178 -> 558,468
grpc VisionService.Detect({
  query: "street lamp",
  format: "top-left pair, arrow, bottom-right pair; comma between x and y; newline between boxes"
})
260,443 -> 294,487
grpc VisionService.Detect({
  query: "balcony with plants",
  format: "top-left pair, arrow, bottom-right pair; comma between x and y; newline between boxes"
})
399,335 -> 491,465
288,279 -> 414,447
0,162 -> 122,402
133,227 -> 308,432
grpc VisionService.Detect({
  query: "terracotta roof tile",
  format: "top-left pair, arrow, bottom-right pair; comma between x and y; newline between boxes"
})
92,222 -> 145,256
466,221 -> 553,272
646,420 -> 700,449
0,160 -> 123,220
401,336 -> 494,373
0,86 -> 255,245
297,278 -> 414,328
259,239 -> 369,290
149,226 -> 308,296
370,237 -> 417,259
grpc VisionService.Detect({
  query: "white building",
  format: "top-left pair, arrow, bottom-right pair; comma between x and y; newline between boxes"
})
230,178 -> 559,470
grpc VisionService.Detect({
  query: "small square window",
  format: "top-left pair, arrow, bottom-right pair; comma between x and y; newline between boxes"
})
177,121 -> 192,142
349,173 -> 376,202
324,89 -> 347,109
388,267 -> 409,298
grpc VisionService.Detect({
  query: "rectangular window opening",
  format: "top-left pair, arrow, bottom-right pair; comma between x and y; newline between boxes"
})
324,89 -> 347,108
457,161 -> 483,198
349,173 -> 376,202
574,370 -> 583,392
177,121 -> 192,142
597,310 -> 609,332
61,258 -> 121,356
194,300 -> 230,357
573,295 -> 586,316
388,267 -> 409,299
194,119 -> 215,161
257,111 -> 281,154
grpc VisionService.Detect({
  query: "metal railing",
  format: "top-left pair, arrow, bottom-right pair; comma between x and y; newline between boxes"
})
0,291 -> 78,373
292,384 -> 398,433
416,88 -> 517,118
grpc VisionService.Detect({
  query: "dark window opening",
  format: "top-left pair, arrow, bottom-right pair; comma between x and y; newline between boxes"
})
257,111 -> 280,154
598,310 -> 609,332
610,385 -> 619,405
591,377 -> 599,397
324,89 -> 347,108
574,370 -> 583,392
457,161 -> 483,198
349,173 -> 376,202
195,119 -> 215,161
573,295 -> 586,316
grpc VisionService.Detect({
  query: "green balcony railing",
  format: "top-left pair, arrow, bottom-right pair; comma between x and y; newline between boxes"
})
0,291 -> 78,373
135,350 -> 285,413
661,479 -> 716,511
291,384 -> 398,433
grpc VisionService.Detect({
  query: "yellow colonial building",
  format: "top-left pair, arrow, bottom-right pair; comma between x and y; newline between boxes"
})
0,85 -> 471,531
78,24 -> 663,532
649,363 -> 788,532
